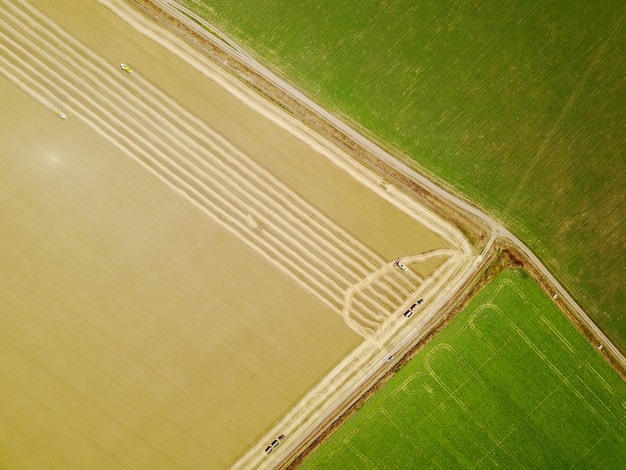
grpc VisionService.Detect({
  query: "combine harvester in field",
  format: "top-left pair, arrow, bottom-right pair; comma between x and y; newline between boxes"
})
119,62 -> 132,74
393,258 -> 409,272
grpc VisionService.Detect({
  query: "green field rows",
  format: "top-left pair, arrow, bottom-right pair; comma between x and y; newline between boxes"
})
298,269 -> 626,468
185,0 -> 626,351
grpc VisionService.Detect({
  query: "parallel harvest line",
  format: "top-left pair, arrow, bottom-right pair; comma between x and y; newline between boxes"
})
1,0 -> 429,333
0,10 -> 351,309
6,0 -> 385,293
0,7 -> 388,314
7,0 -> 424,302
131,80 -> 425,292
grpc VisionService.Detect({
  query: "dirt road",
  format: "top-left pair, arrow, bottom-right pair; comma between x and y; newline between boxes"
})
138,0 -> 626,467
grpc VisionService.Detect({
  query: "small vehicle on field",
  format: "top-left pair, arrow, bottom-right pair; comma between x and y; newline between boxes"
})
264,434 -> 285,455
119,62 -> 132,74
394,258 -> 408,272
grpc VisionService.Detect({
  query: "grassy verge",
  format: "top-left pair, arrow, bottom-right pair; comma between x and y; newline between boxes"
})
183,0 -> 626,350
296,269 -> 626,468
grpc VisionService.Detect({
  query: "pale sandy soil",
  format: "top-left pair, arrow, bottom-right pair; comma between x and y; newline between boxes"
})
0,0 -> 477,468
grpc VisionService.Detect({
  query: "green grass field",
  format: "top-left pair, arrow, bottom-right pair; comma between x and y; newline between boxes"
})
298,269 -> 626,468
185,0 -> 626,351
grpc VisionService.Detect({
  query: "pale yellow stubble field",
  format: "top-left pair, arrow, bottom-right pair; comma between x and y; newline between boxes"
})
0,0 -> 454,468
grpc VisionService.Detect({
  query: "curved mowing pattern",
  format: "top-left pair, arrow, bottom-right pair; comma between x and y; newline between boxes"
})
300,269 -> 626,469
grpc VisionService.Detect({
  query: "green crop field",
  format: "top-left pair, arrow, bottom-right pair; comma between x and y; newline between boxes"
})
185,0 -> 626,351
298,269 -> 626,468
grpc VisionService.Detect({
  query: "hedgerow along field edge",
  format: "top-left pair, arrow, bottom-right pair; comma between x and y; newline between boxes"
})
183,0 -> 626,351
297,269 -> 626,468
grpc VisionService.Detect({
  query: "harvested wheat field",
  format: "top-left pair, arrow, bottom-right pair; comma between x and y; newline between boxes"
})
0,0 -> 476,468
